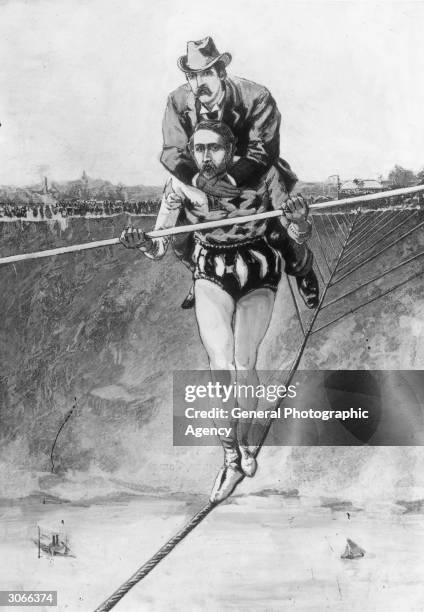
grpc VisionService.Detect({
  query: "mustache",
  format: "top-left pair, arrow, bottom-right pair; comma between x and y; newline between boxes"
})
195,84 -> 212,97
201,161 -> 217,171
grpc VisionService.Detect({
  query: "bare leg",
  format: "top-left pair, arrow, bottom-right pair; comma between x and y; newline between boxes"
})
194,279 -> 247,503
194,279 -> 238,450
234,288 -> 276,448
194,279 -> 235,370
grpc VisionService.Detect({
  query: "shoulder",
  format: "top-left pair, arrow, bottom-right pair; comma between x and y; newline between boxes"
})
167,83 -> 191,109
228,75 -> 272,102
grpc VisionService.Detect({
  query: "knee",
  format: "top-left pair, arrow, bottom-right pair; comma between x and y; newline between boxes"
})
210,355 -> 235,371
204,338 -> 235,371
234,351 -> 258,371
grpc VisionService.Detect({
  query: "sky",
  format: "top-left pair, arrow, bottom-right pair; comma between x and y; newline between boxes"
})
0,0 -> 424,186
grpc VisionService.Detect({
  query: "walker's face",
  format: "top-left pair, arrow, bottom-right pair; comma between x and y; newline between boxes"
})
192,130 -> 228,178
186,67 -> 223,106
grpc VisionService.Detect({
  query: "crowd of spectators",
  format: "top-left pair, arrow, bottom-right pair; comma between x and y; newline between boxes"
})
0,190 -> 422,222
0,199 -> 161,220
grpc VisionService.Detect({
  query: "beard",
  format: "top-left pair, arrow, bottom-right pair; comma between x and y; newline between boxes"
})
199,153 -> 230,180
200,161 -> 219,179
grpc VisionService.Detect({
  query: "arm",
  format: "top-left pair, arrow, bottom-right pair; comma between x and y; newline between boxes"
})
160,95 -> 198,184
120,177 -> 212,258
142,180 -> 183,260
230,89 -> 281,186
144,175 -> 212,257
120,180 -> 181,260
284,195 -> 312,244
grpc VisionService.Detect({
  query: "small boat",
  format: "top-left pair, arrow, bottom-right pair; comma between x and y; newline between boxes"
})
341,538 -> 365,559
33,530 -> 74,557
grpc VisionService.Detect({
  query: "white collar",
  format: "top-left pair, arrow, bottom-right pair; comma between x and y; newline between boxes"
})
198,89 -> 226,115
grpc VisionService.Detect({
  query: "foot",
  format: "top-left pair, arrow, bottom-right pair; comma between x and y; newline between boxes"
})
181,285 -> 195,309
296,269 -> 319,309
239,445 -> 257,477
209,448 -> 244,504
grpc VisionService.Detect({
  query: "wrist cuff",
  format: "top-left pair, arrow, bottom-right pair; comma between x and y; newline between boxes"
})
287,221 -> 312,244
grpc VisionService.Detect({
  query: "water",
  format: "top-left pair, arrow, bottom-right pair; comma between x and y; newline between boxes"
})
1,493 -> 423,611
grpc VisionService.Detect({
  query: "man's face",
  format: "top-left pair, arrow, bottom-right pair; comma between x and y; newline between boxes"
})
192,129 -> 230,178
186,66 -> 223,107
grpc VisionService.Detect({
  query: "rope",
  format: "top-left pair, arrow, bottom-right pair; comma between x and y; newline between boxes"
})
0,211 -> 283,265
310,184 -> 424,210
0,238 -> 119,265
251,211 -> 361,456
94,502 -> 215,612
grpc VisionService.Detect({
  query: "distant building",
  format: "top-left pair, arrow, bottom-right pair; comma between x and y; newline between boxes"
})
32,176 -> 58,206
340,178 -> 384,198
362,179 -> 383,191
340,180 -> 359,192
81,170 -> 89,198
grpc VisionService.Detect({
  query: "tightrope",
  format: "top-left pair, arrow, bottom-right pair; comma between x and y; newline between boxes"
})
94,502 -> 215,611
93,356 -> 302,611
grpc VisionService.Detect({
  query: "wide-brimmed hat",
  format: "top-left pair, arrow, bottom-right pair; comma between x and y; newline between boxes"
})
178,36 -> 232,73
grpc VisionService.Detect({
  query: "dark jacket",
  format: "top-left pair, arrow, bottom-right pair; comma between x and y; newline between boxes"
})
160,75 -> 297,192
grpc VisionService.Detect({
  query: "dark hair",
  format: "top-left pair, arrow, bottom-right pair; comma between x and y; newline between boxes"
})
189,120 -> 236,152
213,60 -> 227,79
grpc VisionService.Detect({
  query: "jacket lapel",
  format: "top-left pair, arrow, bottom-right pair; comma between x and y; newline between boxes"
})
222,78 -> 242,128
186,92 -> 200,130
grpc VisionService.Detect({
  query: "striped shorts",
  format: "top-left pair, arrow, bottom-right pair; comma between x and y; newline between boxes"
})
192,236 -> 283,301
